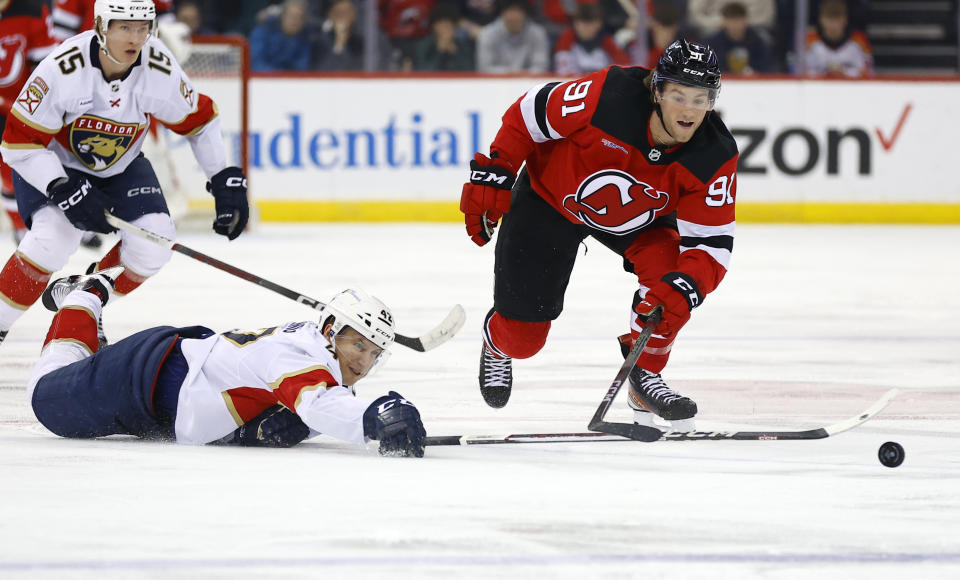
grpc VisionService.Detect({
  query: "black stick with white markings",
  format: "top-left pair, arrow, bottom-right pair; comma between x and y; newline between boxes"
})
585,305 -> 664,442
424,388 -> 898,445
104,213 -> 465,352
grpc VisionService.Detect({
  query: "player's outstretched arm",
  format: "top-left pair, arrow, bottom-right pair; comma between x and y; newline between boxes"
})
362,391 -> 426,458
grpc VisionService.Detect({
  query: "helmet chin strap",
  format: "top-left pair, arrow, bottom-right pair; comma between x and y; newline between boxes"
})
653,96 -> 677,144
100,45 -> 126,66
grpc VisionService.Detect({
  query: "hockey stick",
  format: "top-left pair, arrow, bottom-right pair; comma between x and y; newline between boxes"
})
104,213 -> 465,352
585,305 -> 664,442
424,388 -> 899,445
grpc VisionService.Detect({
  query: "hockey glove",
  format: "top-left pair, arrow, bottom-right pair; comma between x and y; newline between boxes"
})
362,391 -> 426,458
232,405 -> 311,448
634,272 -> 703,336
459,153 -> 516,247
47,175 -> 116,234
206,166 -> 248,240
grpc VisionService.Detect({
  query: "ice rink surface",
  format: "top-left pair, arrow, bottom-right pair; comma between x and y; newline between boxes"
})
1,223 -> 958,579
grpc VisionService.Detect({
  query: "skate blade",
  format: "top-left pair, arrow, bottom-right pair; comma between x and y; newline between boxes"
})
632,410 -> 696,433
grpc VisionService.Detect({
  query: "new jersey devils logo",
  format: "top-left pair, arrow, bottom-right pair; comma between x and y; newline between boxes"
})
0,35 -> 27,87
561,170 -> 671,234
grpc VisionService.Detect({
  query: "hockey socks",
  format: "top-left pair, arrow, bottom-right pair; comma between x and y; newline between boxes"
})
0,252 -> 52,330
96,242 -> 147,297
42,291 -> 103,355
482,309 -> 550,359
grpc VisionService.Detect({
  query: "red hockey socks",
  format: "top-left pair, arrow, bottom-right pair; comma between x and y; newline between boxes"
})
482,309 -> 550,359
0,252 -> 51,312
97,242 -> 147,297
618,329 -> 675,374
43,304 -> 100,354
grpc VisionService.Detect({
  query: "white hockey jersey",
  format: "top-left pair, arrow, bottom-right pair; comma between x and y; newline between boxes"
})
0,30 -> 226,194
175,321 -> 374,446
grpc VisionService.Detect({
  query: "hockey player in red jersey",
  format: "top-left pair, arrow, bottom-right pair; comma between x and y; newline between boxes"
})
0,0 -> 57,242
29,271 -> 426,457
0,0 -> 247,347
459,38 -> 738,430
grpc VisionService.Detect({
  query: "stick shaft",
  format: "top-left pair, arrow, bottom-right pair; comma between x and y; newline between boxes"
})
587,306 -> 662,435
102,214 -> 469,346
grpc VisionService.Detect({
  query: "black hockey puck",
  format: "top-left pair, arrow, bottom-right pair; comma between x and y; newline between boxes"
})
878,441 -> 904,468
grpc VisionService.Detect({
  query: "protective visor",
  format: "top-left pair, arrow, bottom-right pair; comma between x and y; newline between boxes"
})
657,82 -> 719,111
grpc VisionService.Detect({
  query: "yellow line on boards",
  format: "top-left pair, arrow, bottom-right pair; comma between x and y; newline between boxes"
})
187,200 -> 960,224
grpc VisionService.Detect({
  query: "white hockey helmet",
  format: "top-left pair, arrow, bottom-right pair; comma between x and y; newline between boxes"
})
94,0 -> 158,46
321,289 -> 395,351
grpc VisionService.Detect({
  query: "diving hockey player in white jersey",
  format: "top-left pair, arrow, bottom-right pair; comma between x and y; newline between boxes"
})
28,270 -> 427,457
0,0 -> 248,347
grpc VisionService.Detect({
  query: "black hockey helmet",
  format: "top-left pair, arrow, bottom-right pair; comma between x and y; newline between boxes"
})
652,37 -> 721,109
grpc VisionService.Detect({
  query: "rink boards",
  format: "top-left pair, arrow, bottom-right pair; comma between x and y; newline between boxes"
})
231,75 -> 960,223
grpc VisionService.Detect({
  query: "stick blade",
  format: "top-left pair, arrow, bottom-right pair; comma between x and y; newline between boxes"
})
588,420 -> 663,442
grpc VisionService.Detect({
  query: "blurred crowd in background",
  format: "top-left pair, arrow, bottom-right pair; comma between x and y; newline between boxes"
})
164,0 -> 887,75
147,0 -> 960,76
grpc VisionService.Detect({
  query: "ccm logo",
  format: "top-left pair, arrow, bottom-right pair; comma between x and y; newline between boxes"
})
682,68 -> 705,76
56,181 -> 91,209
225,176 -> 247,188
127,186 -> 162,197
471,171 -> 508,185
669,275 -> 700,308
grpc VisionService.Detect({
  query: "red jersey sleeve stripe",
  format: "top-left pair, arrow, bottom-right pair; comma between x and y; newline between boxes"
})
157,94 -> 219,137
5,110 -> 59,146
221,388 -> 279,426
270,366 -> 338,411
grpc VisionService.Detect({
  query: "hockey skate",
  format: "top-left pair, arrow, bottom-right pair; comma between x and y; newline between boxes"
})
41,266 -> 123,348
0,329 -> 7,345
479,344 -> 513,408
627,367 -> 698,432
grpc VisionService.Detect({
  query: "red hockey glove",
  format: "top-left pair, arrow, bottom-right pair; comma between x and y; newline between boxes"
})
459,153 -> 516,246
634,272 -> 703,335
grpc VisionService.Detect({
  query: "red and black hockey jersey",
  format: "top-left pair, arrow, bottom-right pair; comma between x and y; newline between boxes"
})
0,0 -> 57,117
490,65 -> 739,297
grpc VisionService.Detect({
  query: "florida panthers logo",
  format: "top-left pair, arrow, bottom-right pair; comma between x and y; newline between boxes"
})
70,116 -> 140,171
561,170 -> 671,234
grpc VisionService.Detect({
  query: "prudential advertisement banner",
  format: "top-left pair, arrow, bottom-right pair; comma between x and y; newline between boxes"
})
232,76 -> 960,223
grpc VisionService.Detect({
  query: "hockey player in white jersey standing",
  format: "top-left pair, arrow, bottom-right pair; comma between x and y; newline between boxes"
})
0,0 -> 248,346
29,270 -> 427,457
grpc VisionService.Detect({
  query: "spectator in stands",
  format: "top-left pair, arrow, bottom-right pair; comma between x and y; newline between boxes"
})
380,0 -> 437,68
316,0 -> 362,70
413,3 -> 476,71
540,0 -> 575,41
804,0 -> 872,77
476,0 -> 549,73
644,1 -> 683,67
250,0 -> 318,71
706,1 -> 773,73
175,1 -> 216,36
459,0 -> 500,38
688,0 -> 775,37
553,3 -> 630,75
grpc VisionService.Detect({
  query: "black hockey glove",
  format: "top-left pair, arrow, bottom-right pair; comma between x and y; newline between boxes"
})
206,166 -> 248,240
232,405 -> 310,448
47,175 -> 116,234
362,391 -> 426,458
